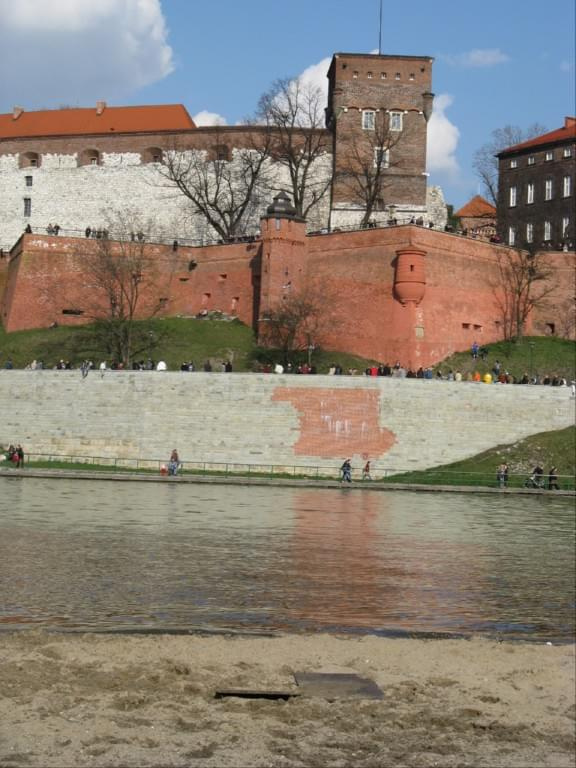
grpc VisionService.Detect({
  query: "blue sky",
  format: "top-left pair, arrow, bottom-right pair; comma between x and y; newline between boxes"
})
0,0 -> 574,208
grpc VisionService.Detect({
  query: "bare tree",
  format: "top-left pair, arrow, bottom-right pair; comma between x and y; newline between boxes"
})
255,77 -> 332,219
473,123 -> 547,205
67,211 -> 179,365
492,247 -> 556,340
335,111 -> 404,226
159,133 -> 272,242
259,286 -> 337,365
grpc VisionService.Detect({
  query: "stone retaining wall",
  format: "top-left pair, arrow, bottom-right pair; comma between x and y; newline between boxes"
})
1,371 -> 573,473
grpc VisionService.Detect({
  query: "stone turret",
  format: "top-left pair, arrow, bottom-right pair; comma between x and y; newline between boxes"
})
258,192 -> 307,341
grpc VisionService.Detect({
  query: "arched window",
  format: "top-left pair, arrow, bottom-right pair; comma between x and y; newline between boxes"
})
19,151 -> 41,169
79,149 -> 101,166
141,147 -> 163,164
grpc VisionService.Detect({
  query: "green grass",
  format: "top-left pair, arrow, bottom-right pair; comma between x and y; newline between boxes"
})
435,336 -> 575,383
384,426 -> 576,490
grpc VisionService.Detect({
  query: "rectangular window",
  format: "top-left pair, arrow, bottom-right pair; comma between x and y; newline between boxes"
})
545,151 -> 554,161
389,111 -> 403,131
563,147 -> 572,158
509,186 -> 517,207
526,223 -> 534,243
23,197 -> 31,217
545,179 -> 553,200
527,156 -> 535,165
508,226 -> 516,246
362,110 -> 375,130
380,72 -> 387,79
562,217 -> 570,236
374,147 -> 390,168
544,221 -> 551,241
25,175 -> 33,187
563,176 -> 572,196
526,182 -> 534,204
367,71 -> 373,79
510,159 -> 518,168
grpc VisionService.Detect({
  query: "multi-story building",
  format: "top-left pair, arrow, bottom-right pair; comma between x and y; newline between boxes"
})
497,117 -> 576,250
0,52 -> 444,253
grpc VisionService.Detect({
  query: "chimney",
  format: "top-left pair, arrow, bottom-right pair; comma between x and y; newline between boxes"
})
96,101 -> 107,115
12,106 -> 24,120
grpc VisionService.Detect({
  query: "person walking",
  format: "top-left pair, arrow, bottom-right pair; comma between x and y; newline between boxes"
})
168,449 -> 181,476
548,466 -> 559,491
340,458 -> 352,483
362,460 -> 372,481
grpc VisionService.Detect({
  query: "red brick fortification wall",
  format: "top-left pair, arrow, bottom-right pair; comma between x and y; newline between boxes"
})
0,234 -> 259,332
305,226 -> 575,367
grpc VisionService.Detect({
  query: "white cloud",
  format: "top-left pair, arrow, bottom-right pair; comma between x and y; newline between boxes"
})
297,56 -> 331,106
441,48 -> 510,68
427,94 -> 460,176
192,111 -> 228,127
0,0 -> 173,111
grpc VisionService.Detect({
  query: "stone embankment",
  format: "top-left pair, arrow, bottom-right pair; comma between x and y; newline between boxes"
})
0,371 -> 574,473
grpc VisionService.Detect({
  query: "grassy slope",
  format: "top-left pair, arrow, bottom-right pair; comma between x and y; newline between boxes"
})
385,426 -> 575,489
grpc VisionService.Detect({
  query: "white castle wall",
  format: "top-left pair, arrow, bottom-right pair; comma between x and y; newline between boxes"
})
0,151 -> 333,250
0,371 -> 572,475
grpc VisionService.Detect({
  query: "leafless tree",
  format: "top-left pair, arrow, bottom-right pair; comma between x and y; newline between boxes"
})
335,111 -> 405,227
492,247 -> 556,340
63,211 -> 180,365
158,132 -> 273,242
255,77 -> 332,219
473,123 -> 547,205
259,285 -> 338,365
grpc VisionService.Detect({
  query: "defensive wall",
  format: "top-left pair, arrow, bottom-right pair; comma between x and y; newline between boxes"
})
0,371 -> 573,473
1,222 -> 574,368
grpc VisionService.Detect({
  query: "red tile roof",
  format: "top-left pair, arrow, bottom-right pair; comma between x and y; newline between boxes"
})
498,117 -> 576,155
454,195 -> 496,218
0,104 -> 196,139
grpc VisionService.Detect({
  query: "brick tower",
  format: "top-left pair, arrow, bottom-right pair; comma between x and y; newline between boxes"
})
257,191 -> 307,344
326,53 -> 434,228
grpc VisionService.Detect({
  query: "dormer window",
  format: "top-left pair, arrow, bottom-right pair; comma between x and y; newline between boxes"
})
141,147 -> 163,164
19,151 -> 41,169
80,149 -> 101,166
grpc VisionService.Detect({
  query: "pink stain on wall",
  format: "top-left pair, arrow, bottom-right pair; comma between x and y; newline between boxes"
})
272,387 -> 396,458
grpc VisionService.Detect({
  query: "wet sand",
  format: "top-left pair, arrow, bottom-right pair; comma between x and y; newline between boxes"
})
1,632 -> 574,767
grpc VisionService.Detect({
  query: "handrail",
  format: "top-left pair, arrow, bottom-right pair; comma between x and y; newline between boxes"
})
2,452 -> 574,489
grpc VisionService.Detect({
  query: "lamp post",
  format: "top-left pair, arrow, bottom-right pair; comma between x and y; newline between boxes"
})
528,341 -> 535,380
307,341 -> 315,368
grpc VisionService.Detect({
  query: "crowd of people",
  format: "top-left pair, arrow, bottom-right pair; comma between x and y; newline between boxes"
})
1,444 -> 24,468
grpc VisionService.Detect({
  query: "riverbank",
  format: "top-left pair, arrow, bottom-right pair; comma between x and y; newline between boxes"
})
1,631 -> 574,767
1,465 -> 575,495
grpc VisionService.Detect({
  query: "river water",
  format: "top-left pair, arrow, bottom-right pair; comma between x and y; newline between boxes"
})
0,477 -> 574,641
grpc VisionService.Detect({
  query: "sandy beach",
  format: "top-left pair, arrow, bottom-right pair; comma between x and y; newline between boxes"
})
0,631 -> 574,767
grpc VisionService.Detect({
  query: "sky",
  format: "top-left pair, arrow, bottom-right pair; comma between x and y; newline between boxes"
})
0,0 -> 574,209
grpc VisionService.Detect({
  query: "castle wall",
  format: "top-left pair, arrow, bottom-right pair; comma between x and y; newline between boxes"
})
0,131 -> 333,251
2,226 -> 573,365
0,371 -> 572,473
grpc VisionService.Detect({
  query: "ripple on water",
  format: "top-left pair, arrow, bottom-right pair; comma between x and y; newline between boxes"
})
0,478 -> 574,641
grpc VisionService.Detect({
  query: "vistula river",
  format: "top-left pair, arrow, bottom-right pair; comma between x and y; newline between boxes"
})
0,477 -> 574,642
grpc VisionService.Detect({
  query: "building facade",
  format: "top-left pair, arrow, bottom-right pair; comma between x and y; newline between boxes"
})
497,117 -> 576,250
0,52 -> 445,254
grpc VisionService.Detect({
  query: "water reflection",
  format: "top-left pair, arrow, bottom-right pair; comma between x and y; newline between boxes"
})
0,477 -> 573,641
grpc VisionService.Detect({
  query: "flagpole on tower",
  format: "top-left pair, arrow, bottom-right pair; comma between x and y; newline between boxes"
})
378,0 -> 383,55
